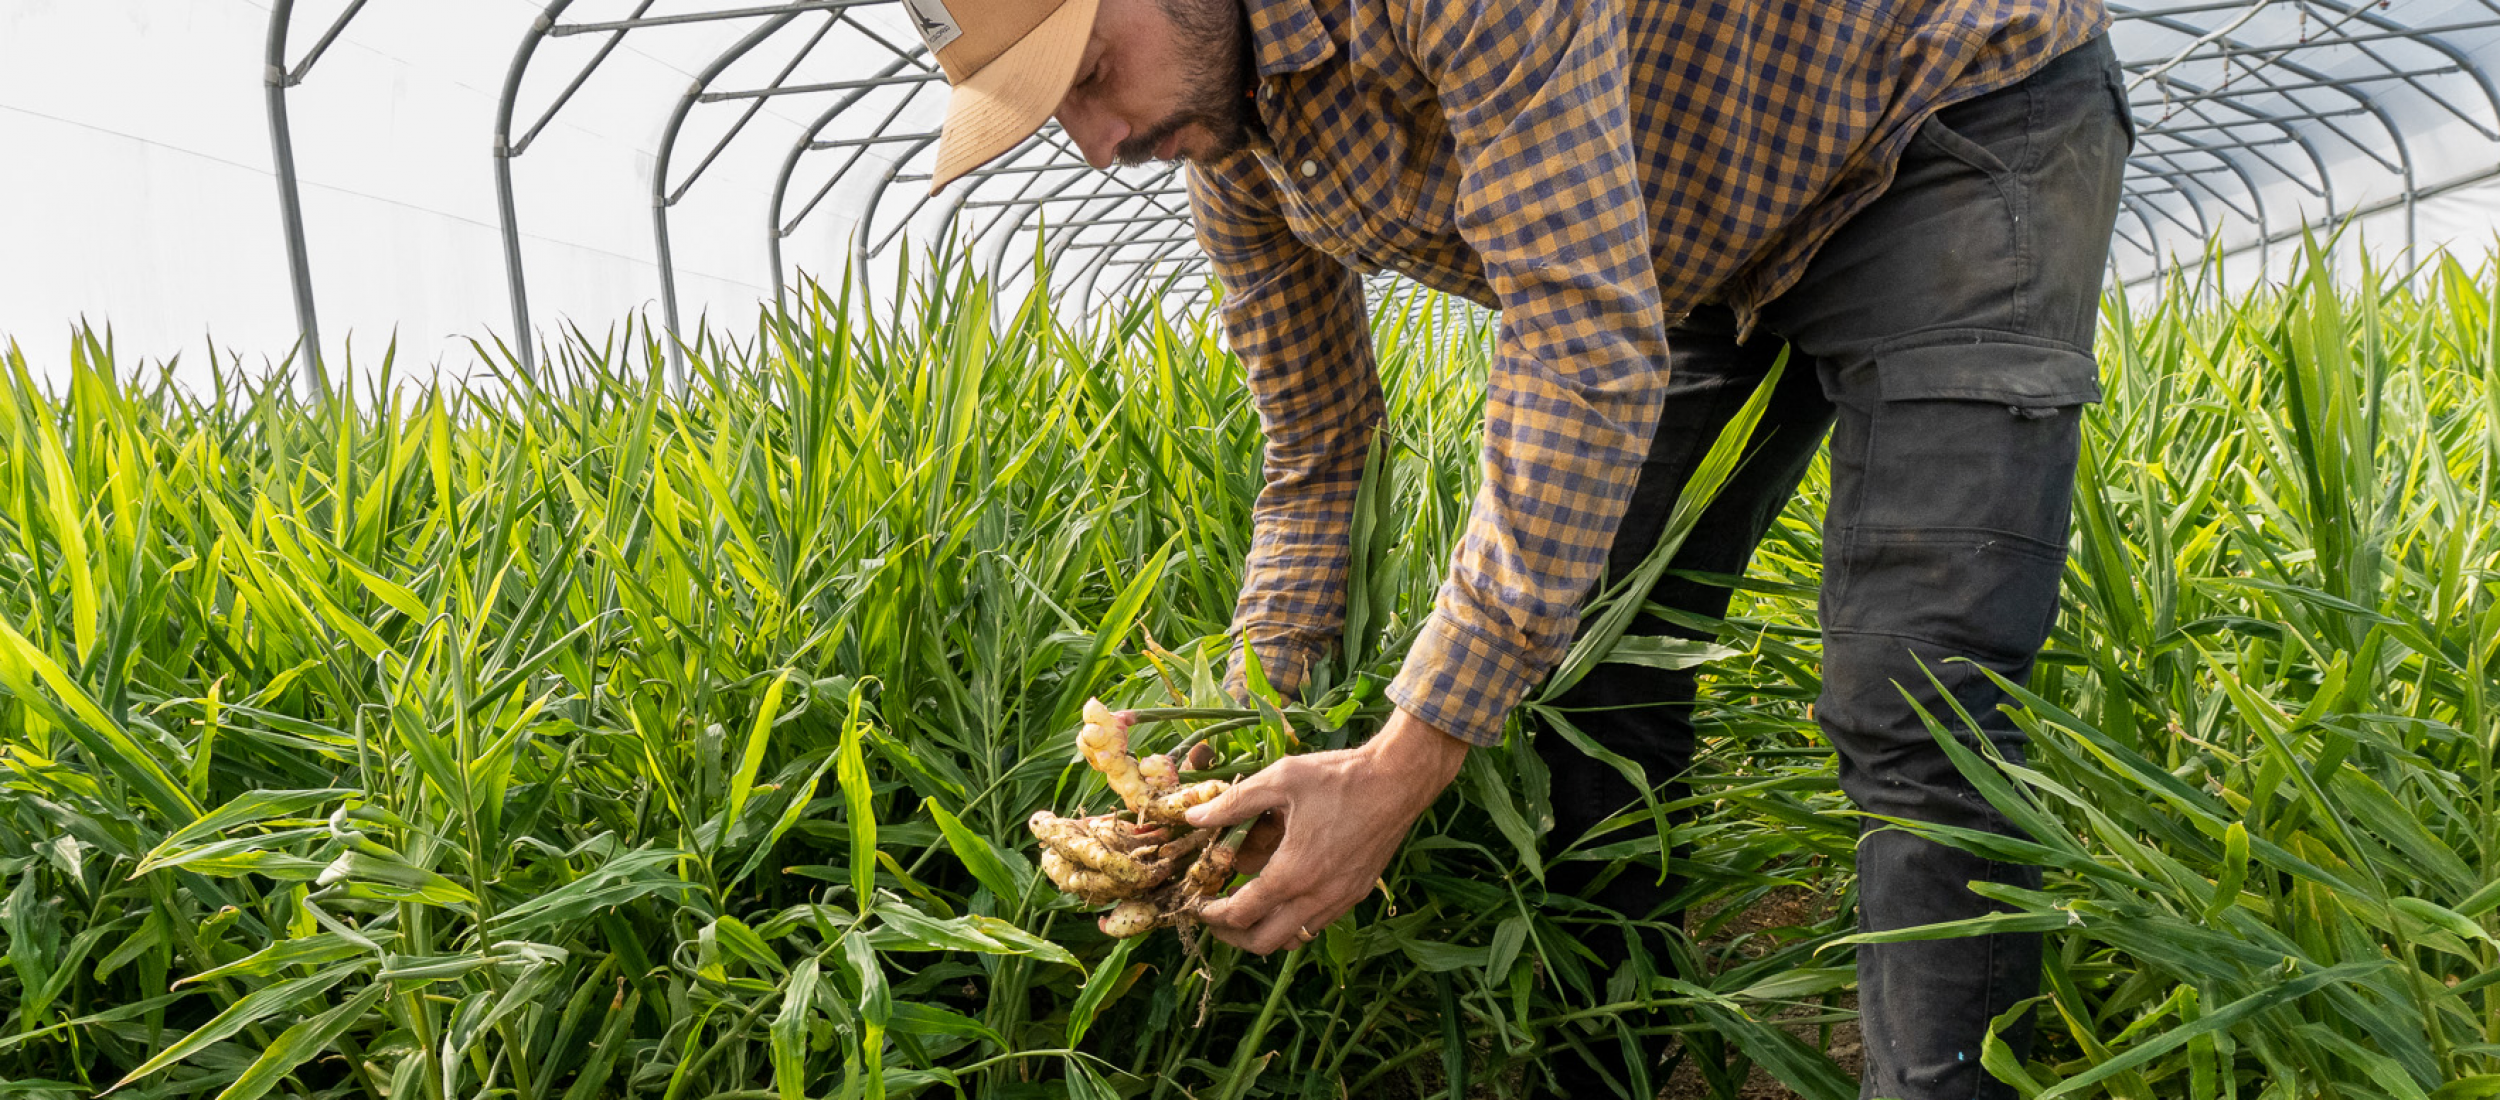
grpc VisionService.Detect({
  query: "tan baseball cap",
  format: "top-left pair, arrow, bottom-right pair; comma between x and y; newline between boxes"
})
903,0 -> 1104,194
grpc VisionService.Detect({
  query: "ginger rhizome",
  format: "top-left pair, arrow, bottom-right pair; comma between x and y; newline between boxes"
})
1031,699 -> 1245,939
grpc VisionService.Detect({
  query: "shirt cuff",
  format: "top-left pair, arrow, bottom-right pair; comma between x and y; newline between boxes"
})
1386,610 -> 1542,748
1225,627 -> 1329,705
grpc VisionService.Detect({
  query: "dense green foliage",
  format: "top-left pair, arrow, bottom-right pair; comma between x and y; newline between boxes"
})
0,245 -> 2495,1099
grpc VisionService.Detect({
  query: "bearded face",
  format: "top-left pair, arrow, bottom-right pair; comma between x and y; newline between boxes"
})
1054,0 -> 1260,169
1112,0 -> 1259,165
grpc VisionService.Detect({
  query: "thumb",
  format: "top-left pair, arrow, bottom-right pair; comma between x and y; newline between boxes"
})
1185,765 -> 1287,828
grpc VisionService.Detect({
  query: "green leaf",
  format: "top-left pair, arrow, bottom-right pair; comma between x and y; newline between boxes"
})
927,798 -> 1032,903
1067,936 -> 1137,1046
1694,1004 -> 1856,1100
1735,967 -> 1854,1002
2393,897 -> 2499,949
1486,915 -> 1528,982
315,850 -> 477,911
19,370 -> 98,664
2203,821 -> 2249,922
888,1001 -> 1005,1048
1464,752 -> 1543,883
2035,963 -> 2385,1099
726,671 -> 792,835
489,846 -> 697,937
1542,351 -> 1785,699
1832,911 -> 2076,945
0,613 -> 203,824
177,933 -> 372,987
107,960 -> 366,1091
772,958 -> 820,1100
1599,636 -> 1741,671
846,933 -> 888,1100
871,899 -> 1081,969
1396,934 -> 1486,973
1045,533 -> 1177,735
135,789 -> 355,875
2430,1076 -> 2500,1100
838,686 -> 877,911
212,982 -> 388,1100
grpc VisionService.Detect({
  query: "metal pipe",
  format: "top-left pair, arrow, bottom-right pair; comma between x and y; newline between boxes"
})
703,71 -> 942,102
551,0 -> 881,36
778,71 -> 930,237
2135,65 -> 2461,108
895,159 -> 1092,182
493,1 -> 582,374
287,0 -> 374,85
2129,67 -> 2336,201
767,53 -> 921,309
2149,107 -> 2368,135
264,0 -> 327,398
997,178 -> 1196,290
2127,159 -> 2500,291
653,9 -> 811,390
963,186 -> 1187,208
2131,155 -> 2261,222
667,12 -> 840,206
1064,235 -> 1200,250
512,0 -> 654,158
810,130 -> 944,150
847,136 -> 937,277
995,171 -> 1193,290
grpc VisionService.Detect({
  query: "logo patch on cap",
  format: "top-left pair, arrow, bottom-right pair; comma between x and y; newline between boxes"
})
901,0 -> 962,54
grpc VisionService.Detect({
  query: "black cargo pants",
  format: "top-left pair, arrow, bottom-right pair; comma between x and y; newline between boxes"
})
1529,34 -> 2132,1100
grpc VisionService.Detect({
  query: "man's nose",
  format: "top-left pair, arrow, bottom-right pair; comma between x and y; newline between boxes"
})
1055,100 -> 1129,170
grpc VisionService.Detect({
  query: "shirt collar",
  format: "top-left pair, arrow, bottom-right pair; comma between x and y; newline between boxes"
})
1246,0 -> 1337,78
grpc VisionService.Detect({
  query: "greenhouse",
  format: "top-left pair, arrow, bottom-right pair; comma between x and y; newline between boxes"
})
4,0 -> 2500,1097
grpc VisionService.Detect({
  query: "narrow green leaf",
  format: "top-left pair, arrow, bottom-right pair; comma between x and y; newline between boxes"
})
727,670 -> 792,833
136,789 -> 355,875
772,958 -> 821,1100
211,982 -> 388,1100
107,960 -> 365,1091
927,798 -> 1032,902
838,687 -> 877,911
1067,936 -> 1137,1046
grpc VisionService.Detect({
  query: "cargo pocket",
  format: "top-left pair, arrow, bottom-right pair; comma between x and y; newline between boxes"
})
1824,340 -> 2096,660
1875,333 -> 2103,408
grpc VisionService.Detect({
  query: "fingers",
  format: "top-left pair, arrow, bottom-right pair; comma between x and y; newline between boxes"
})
1210,887 -> 1361,956
1183,759 -> 1291,828
1194,867 -> 1290,930
1233,816 -> 1283,876
1182,742 -> 1214,771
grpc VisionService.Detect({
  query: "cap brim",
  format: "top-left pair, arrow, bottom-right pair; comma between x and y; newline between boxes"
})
929,0 -> 1101,194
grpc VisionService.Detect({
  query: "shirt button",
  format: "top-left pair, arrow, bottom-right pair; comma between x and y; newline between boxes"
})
1300,160 -> 1319,179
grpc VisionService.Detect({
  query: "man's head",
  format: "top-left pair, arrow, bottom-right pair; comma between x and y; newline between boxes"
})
917,0 -> 1255,193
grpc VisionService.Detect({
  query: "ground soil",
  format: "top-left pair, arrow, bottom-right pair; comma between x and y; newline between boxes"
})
1659,886 -> 1862,1100
1368,886 -> 1863,1099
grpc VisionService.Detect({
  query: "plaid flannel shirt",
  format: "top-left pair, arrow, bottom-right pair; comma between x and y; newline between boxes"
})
1193,0 -> 2106,747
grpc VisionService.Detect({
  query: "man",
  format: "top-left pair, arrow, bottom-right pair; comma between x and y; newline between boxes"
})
914,0 -> 2130,1093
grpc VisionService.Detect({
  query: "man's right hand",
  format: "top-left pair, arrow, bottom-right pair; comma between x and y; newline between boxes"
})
1182,707 -> 1469,955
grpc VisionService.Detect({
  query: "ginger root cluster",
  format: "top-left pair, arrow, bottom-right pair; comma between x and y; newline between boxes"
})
1029,700 -> 1244,939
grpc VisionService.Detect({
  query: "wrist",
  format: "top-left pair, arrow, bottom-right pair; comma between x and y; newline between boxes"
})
1361,707 -> 1469,802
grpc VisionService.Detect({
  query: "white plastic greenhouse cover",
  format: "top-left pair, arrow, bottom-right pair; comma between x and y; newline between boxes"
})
6,0 -> 2500,382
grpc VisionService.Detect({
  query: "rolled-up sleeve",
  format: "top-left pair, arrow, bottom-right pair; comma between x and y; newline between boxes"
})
1384,0 -> 1670,746
1190,157 -> 1386,703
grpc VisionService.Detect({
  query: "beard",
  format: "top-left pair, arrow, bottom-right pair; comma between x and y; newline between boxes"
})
1114,0 -> 1258,165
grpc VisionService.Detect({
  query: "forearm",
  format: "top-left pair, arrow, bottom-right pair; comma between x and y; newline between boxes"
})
1227,411 -> 1379,699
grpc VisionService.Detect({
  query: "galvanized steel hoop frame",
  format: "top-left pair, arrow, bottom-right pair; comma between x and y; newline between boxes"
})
265,0 -> 2500,372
